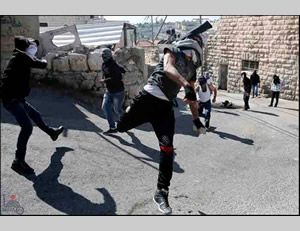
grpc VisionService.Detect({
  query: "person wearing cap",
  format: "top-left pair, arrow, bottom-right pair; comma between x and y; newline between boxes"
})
1,36 -> 64,175
116,22 -> 212,214
100,47 -> 126,134
241,72 -> 251,110
195,75 -> 217,130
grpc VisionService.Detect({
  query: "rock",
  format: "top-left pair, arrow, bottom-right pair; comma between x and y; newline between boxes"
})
81,79 -> 94,90
44,53 -> 56,70
31,68 -> 48,80
53,56 -> 70,72
69,53 -> 88,71
88,51 -> 103,71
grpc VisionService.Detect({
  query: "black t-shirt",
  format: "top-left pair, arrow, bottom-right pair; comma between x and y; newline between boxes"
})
147,47 -> 197,101
250,73 -> 260,84
102,60 -> 125,94
243,77 -> 252,93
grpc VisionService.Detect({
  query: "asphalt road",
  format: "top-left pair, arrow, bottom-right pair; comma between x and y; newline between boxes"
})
1,87 -> 299,215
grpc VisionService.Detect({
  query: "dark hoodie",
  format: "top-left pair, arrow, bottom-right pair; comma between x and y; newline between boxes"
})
1,36 -> 47,101
101,49 -> 125,94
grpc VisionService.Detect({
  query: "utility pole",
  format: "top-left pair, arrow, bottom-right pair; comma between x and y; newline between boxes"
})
151,16 -> 154,46
154,16 -> 167,41
200,16 -> 204,75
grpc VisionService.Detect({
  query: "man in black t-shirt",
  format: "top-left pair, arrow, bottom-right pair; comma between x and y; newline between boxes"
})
241,72 -> 252,110
117,22 -> 212,214
101,48 -> 126,134
250,70 -> 260,98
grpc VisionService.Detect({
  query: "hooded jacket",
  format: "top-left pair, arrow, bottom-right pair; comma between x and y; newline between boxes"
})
1,36 -> 47,101
101,49 -> 126,94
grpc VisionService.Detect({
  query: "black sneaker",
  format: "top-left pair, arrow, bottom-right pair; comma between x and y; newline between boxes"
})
268,105 -> 273,107
103,128 -> 117,135
49,126 -> 64,141
11,160 -> 35,175
153,189 -> 172,215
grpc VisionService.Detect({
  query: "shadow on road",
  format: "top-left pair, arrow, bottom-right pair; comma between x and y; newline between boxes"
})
213,110 -> 240,117
21,147 -> 117,215
277,106 -> 299,112
248,109 -> 279,117
107,131 -> 184,173
209,127 -> 254,145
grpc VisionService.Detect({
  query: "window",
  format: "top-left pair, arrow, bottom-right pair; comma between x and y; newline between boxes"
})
242,60 -> 259,71
40,22 -> 48,27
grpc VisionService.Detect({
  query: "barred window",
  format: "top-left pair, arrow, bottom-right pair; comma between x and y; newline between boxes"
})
242,60 -> 259,70
40,22 -> 48,27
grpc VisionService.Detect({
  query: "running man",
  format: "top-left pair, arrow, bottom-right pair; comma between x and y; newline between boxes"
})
116,22 -> 212,214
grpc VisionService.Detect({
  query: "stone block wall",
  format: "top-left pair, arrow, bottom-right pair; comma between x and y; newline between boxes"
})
39,16 -> 91,27
205,16 -> 299,101
31,47 -> 148,106
1,16 -> 39,73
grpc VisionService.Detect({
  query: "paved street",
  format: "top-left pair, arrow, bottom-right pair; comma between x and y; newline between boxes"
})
1,87 -> 299,215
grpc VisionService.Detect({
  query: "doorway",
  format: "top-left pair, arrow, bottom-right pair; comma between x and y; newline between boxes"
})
219,64 -> 228,90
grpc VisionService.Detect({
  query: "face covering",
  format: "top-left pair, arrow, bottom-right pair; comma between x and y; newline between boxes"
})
173,38 -> 202,67
26,44 -> 38,58
182,49 -> 200,67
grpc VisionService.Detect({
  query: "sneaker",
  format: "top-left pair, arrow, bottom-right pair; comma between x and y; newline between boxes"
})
49,126 -> 64,141
268,105 -> 273,107
153,189 -> 172,215
11,160 -> 35,175
103,128 -> 117,135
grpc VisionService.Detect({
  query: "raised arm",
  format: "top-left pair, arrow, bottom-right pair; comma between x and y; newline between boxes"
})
163,49 -> 190,88
208,84 -> 217,103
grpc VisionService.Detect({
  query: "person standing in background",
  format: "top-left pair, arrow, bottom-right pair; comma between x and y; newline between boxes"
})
250,70 -> 260,98
269,74 -> 281,107
101,48 -> 126,134
241,72 -> 251,110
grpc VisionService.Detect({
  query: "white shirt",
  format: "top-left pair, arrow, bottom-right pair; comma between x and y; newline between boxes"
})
271,83 -> 280,92
144,84 -> 170,101
198,83 -> 211,103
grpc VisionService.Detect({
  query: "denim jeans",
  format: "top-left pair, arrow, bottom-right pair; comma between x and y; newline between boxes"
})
252,84 -> 258,97
102,90 -> 125,129
2,98 -> 51,161
198,100 -> 212,128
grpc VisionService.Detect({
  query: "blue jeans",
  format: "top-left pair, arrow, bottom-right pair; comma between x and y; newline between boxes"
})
2,98 -> 51,161
198,100 -> 212,128
102,90 -> 125,129
252,84 -> 258,97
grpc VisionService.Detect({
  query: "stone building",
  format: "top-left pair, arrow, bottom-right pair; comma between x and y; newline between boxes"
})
1,16 -> 39,72
205,16 -> 299,101
39,16 -> 98,27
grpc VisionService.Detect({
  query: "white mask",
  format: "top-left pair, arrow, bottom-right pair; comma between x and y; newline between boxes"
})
182,49 -> 199,66
26,44 -> 38,58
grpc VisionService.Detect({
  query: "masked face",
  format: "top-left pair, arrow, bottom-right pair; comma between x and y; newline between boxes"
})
26,44 -> 38,58
182,49 -> 201,68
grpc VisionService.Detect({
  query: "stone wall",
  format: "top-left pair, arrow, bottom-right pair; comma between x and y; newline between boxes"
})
39,16 -> 92,27
205,16 -> 299,101
31,47 -> 148,107
1,16 -> 39,72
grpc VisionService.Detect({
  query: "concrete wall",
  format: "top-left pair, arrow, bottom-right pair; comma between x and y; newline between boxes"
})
39,16 -> 92,27
1,16 -> 39,72
31,47 -> 149,106
205,16 -> 299,101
